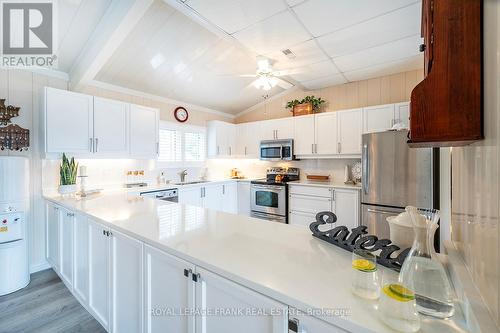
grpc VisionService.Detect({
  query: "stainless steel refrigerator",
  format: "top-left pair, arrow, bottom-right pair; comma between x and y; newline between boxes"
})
361,130 -> 434,240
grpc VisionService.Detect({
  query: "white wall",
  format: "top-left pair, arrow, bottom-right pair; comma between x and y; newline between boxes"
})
0,69 -> 68,273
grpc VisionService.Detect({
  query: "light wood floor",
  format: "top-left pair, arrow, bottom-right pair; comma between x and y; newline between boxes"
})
0,269 -> 105,333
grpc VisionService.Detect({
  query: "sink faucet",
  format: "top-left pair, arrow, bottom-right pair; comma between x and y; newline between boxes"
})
178,169 -> 187,183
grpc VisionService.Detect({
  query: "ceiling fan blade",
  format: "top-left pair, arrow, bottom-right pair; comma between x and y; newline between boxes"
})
273,68 -> 304,77
275,77 -> 294,89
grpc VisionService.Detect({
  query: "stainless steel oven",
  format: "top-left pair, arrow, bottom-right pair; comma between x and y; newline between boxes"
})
260,139 -> 294,161
250,183 -> 286,221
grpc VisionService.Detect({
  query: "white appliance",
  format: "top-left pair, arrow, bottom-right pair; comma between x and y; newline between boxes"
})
140,188 -> 178,202
0,156 -> 30,296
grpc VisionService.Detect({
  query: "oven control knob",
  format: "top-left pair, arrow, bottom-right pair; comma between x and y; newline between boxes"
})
2,219 -> 7,224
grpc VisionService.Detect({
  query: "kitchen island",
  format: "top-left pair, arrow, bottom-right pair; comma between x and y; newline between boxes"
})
43,192 -> 467,333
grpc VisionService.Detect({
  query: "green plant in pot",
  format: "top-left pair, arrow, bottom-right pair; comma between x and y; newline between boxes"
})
286,95 -> 325,115
58,153 -> 78,195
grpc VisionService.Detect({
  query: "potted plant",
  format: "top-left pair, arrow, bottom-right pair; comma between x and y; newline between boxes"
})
58,153 -> 78,195
286,96 -> 325,116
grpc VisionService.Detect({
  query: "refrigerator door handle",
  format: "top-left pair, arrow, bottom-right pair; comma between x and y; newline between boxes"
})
362,144 -> 369,194
366,208 -> 398,215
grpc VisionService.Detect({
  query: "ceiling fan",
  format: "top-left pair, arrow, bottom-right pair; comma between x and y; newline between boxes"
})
239,57 -> 295,91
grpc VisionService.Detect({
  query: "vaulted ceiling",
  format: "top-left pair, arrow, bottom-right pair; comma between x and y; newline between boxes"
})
61,0 -> 424,115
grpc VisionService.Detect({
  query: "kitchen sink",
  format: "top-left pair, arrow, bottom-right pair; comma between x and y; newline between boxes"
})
172,180 -> 209,185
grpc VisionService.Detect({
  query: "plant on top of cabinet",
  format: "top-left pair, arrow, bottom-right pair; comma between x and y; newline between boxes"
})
286,96 -> 325,116
59,153 -> 78,195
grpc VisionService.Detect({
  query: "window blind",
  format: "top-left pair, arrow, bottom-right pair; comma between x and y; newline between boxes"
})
158,129 -> 182,162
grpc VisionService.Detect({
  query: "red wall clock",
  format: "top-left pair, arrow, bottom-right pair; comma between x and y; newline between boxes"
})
174,106 -> 188,122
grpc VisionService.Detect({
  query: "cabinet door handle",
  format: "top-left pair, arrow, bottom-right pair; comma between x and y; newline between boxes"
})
95,138 -> 99,152
89,138 -> 93,153
311,144 -> 314,154
102,230 -> 106,236
183,268 -> 192,277
337,142 -> 341,153
217,146 -> 220,155
66,212 -> 74,217
222,185 -> 225,195
156,142 -> 159,155
192,273 -> 201,282
229,146 -> 232,156
244,146 -> 247,155
288,318 -> 299,332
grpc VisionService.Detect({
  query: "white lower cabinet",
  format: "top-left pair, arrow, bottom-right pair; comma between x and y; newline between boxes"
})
237,182 -> 251,215
111,229 -> 144,333
46,200 -> 343,333
46,202 -> 60,271
74,213 -> 89,304
144,245 -> 195,333
179,182 -> 239,213
288,185 -> 360,229
221,182 -> 238,214
179,186 -> 203,207
195,267 -> 288,333
289,310 -> 348,333
333,189 -> 360,230
60,208 -> 74,289
203,184 -> 222,211
88,219 -> 111,330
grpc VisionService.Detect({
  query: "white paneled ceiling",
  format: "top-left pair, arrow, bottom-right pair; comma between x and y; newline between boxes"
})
56,0 -> 112,72
91,0 -> 424,114
96,1 -> 282,113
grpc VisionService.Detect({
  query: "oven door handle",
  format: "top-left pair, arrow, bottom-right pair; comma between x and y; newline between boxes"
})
279,145 -> 283,159
252,185 -> 284,191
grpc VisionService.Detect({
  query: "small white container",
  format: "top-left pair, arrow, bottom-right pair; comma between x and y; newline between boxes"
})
387,212 -> 414,250
58,184 -> 77,196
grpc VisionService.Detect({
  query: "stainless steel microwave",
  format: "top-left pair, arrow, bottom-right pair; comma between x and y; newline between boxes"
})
260,139 -> 294,161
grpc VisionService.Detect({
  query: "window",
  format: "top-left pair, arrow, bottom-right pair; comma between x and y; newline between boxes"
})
158,122 -> 206,166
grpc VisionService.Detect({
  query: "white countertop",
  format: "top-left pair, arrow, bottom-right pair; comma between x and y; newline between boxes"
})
43,192 -> 467,333
289,180 -> 362,190
125,178 -> 253,194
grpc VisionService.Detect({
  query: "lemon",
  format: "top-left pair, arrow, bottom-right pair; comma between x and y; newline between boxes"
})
383,284 -> 415,302
352,259 -> 376,272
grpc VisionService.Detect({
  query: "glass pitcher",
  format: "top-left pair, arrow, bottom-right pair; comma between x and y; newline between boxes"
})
398,206 -> 455,318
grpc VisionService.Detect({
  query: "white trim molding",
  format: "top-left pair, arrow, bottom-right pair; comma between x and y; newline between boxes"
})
234,86 -> 299,118
87,79 -> 236,119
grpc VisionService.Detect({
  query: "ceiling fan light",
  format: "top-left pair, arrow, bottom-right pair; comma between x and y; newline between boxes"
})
269,77 -> 278,87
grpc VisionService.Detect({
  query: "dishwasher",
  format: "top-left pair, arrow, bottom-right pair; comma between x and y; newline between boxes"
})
140,188 -> 178,202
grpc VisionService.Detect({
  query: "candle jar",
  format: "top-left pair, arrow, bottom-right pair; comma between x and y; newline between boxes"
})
351,249 -> 380,300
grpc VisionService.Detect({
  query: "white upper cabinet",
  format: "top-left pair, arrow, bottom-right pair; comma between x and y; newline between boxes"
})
45,87 -> 93,154
43,87 -> 159,159
315,112 -> 338,155
337,108 -> 362,155
262,118 -> 294,140
362,104 -> 395,133
207,121 -> 236,157
130,104 -> 159,159
93,97 -> 129,157
236,122 -> 262,158
363,102 -> 410,133
274,118 -> 294,139
293,115 -> 315,155
395,102 -> 410,128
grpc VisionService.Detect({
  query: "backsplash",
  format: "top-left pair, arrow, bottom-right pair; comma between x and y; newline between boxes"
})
41,159 -> 205,191
42,157 -> 360,192
205,158 -> 360,182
